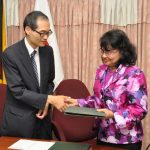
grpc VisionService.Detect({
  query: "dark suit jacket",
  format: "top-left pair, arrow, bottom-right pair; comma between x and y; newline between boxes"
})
0,39 -> 55,139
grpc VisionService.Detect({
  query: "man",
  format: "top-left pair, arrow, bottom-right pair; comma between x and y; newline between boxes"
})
0,11 -> 68,139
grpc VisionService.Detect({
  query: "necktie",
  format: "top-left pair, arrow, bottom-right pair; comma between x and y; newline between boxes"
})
30,50 -> 39,84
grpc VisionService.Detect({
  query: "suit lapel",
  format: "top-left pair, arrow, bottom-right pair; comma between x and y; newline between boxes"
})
102,64 -> 126,89
39,47 -> 46,92
110,65 -> 126,84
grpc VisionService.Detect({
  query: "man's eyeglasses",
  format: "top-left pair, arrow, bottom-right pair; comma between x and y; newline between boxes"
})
33,29 -> 53,37
99,48 -> 118,56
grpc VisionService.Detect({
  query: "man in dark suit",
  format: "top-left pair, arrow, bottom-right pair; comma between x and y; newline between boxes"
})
0,11 -> 68,139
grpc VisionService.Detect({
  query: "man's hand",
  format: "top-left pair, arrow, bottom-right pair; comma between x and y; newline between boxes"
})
64,98 -> 78,107
36,100 -> 49,119
36,96 -> 79,119
97,108 -> 114,119
48,95 -> 70,112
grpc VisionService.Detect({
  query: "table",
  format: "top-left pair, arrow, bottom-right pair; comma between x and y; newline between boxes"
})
0,136 -> 126,150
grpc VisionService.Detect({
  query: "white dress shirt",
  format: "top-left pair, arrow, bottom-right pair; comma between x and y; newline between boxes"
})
24,38 -> 41,85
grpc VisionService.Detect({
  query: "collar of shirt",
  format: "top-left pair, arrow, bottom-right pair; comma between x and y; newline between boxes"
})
24,37 -> 39,56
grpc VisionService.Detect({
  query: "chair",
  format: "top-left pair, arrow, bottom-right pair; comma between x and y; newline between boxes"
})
52,79 -> 98,144
0,84 -> 6,135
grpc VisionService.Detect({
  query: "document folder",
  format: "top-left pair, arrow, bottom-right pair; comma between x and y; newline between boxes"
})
64,106 -> 105,117
49,142 -> 90,150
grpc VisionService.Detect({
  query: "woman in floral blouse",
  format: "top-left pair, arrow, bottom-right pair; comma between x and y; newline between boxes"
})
67,29 -> 148,150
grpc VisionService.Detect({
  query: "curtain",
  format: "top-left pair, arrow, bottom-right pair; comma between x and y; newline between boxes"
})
101,0 -> 138,26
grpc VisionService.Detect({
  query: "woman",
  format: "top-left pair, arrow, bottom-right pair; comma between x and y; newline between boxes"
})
67,29 -> 148,150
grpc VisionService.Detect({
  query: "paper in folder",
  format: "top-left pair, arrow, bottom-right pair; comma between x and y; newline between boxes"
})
64,106 -> 105,117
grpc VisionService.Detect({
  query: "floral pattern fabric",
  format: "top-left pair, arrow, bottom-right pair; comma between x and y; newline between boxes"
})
78,64 -> 148,144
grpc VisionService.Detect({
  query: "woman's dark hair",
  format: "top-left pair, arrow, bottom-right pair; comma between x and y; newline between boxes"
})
100,29 -> 137,66
23,11 -> 48,30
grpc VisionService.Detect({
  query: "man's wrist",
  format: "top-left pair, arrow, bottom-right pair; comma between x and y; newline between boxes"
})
47,95 -> 54,104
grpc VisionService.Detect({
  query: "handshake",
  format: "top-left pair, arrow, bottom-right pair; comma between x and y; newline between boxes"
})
36,95 -> 78,119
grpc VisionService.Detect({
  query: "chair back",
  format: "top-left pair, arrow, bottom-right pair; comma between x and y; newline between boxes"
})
0,84 -> 6,128
52,79 -> 97,143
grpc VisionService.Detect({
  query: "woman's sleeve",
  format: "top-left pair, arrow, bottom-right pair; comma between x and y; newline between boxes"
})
77,66 -> 103,108
114,70 -> 148,129
77,95 -> 98,108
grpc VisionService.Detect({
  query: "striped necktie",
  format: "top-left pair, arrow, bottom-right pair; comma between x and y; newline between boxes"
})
30,50 -> 39,84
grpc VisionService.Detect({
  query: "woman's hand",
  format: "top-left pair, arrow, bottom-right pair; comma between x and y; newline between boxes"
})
97,108 -> 114,119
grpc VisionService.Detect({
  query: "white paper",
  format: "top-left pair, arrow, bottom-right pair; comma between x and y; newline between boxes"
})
8,139 -> 55,150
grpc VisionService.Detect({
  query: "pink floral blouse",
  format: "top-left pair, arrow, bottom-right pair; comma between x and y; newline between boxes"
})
78,64 -> 148,144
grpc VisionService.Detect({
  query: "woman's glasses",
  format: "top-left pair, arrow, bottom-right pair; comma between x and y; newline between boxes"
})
99,48 -> 118,56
